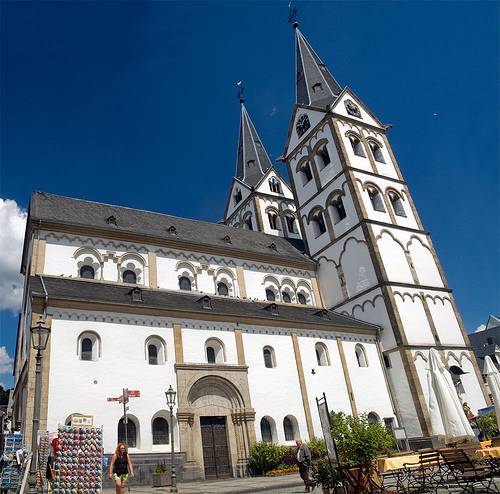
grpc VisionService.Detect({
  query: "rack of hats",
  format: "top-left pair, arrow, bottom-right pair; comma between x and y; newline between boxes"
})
53,425 -> 103,494
0,432 -> 24,491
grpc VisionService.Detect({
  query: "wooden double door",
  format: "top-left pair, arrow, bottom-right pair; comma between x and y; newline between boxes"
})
200,416 -> 231,479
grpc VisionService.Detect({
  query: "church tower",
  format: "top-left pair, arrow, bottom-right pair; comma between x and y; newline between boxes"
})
223,99 -> 302,243
282,23 -> 488,437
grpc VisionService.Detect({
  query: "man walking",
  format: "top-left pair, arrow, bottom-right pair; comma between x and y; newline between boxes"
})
295,439 -> 316,493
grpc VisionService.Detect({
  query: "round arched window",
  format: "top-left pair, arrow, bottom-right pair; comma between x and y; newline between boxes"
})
80,265 -> 95,279
123,270 -> 137,284
152,417 -> 169,445
217,282 -> 229,296
282,292 -> 291,303
81,338 -> 93,361
266,289 -> 276,302
297,293 -> 307,305
179,276 -> 192,291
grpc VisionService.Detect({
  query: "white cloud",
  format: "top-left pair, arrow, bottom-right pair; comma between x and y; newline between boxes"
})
0,198 -> 26,312
269,106 -> 277,117
0,346 -> 14,375
476,324 -> 486,333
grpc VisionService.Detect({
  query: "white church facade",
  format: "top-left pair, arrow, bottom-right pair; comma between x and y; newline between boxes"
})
12,23 -> 487,480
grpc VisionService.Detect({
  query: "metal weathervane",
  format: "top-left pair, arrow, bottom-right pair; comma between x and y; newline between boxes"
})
287,1 -> 299,24
237,80 -> 244,103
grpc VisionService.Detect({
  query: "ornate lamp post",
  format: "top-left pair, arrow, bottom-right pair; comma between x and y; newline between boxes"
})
27,316 -> 51,494
165,385 -> 177,493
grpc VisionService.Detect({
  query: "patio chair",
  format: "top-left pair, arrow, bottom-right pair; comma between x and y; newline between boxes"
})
401,449 -> 446,493
439,447 -> 499,493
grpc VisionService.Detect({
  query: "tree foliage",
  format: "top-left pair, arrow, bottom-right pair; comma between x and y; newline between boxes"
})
330,412 -> 395,467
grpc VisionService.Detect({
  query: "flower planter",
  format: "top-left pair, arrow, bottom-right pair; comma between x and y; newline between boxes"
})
152,472 -> 170,487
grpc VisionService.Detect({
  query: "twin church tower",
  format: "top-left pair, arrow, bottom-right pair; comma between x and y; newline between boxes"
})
223,24 -> 487,437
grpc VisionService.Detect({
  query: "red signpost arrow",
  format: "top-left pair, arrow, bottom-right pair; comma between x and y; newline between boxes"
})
106,388 -> 141,447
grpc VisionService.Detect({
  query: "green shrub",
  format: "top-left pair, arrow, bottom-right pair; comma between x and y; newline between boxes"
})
153,463 -> 167,474
280,446 -> 297,466
248,442 -> 282,474
312,458 -> 342,488
307,437 -> 327,459
331,412 -> 395,467
477,412 -> 499,439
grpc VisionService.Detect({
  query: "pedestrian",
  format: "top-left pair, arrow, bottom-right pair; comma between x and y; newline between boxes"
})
108,443 -> 135,494
295,439 -> 316,493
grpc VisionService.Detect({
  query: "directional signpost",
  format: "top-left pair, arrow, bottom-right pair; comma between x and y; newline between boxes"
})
107,389 -> 140,448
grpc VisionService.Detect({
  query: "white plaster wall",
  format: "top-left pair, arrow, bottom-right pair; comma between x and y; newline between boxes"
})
376,231 -> 414,284
286,108 -> 326,157
182,327 -> 238,365
407,238 -> 443,287
393,293 -> 435,345
361,129 -> 399,181
317,258 -> 343,308
243,331 -> 309,444
341,340 -> 394,419
46,314 -> 179,454
332,92 -> 382,129
255,170 -> 295,200
226,180 -> 252,219
426,297 -> 465,345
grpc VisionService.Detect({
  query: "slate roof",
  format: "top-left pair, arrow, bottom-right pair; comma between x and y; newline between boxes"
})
27,191 -> 312,266
295,26 -> 342,109
30,276 -> 379,332
235,103 -> 273,187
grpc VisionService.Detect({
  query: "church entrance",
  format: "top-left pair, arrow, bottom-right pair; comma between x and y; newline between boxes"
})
200,416 -> 231,479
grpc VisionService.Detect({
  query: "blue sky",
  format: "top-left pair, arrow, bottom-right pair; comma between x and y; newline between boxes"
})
0,1 -> 498,388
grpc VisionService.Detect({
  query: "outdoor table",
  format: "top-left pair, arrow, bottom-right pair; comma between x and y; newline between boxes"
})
377,454 -> 420,473
475,446 -> 500,459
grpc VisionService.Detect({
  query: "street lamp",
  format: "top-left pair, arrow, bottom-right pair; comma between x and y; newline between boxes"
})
27,316 -> 51,494
165,385 -> 177,493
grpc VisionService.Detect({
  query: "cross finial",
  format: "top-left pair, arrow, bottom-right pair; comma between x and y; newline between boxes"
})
288,1 -> 299,26
237,81 -> 244,104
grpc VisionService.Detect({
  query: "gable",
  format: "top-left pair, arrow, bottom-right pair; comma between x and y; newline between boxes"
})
284,105 -> 327,158
254,168 -> 295,200
223,178 -> 252,220
330,88 -> 383,129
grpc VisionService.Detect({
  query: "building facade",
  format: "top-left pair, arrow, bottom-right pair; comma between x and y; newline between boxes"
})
12,23 -> 487,480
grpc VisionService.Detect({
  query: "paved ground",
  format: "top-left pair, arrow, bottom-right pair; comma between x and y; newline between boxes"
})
102,473 -> 304,494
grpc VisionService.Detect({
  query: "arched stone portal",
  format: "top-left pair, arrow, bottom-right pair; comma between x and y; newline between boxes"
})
175,364 -> 256,480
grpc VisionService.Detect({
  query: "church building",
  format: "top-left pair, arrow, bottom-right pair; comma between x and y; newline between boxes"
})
11,23 -> 487,480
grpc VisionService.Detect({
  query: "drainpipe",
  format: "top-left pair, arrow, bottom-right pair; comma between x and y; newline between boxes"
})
38,275 -> 49,319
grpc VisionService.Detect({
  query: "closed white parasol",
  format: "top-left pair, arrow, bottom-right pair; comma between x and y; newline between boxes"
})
483,355 -> 500,428
427,348 -> 475,443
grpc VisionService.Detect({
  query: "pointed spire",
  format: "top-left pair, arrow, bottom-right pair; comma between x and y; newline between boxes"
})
235,101 -> 273,187
294,24 -> 342,108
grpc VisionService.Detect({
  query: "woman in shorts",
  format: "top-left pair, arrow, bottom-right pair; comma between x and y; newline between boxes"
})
109,442 -> 135,494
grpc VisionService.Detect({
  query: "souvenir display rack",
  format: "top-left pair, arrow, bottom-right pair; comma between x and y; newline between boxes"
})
0,433 -> 24,491
36,430 -> 50,491
53,425 -> 103,494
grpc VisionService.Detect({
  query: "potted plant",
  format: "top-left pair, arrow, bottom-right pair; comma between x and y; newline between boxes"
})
312,458 -> 342,494
152,463 -> 169,487
331,412 -> 395,493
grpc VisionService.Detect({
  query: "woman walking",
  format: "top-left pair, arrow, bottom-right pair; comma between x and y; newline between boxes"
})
108,443 -> 135,494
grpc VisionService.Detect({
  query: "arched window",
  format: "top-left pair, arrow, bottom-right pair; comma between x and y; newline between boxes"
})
368,187 -> 386,212
282,292 -> 291,303
179,276 -> 192,291
152,417 -> 169,445
369,142 -> 385,163
329,196 -> 347,224
217,282 -> 229,296
367,412 -> 380,425
349,135 -> 366,158
269,178 -> 282,194
388,191 -> 407,217
285,215 -> 297,234
260,417 -> 273,443
263,346 -> 276,368
266,289 -> 276,302
78,332 -> 100,361
205,338 -> 225,364
244,217 -> 253,230
118,417 -> 137,448
148,344 -> 158,365
79,265 -> 95,279
309,209 -> 326,238
355,344 -> 368,367
123,270 -> 137,284
233,188 -> 242,205
297,160 -> 313,185
283,415 -> 298,441
297,292 -> 307,305
81,338 -> 93,361
268,212 -> 280,230
315,342 -> 330,366
317,145 -> 331,169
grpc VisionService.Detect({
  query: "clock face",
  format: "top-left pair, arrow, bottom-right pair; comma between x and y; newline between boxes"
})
345,99 -> 362,119
296,114 -> 311,137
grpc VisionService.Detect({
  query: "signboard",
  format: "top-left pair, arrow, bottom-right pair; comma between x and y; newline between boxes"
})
316,394 -> 339,467
106,389 -> 140,402
70,414 -> 93,427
